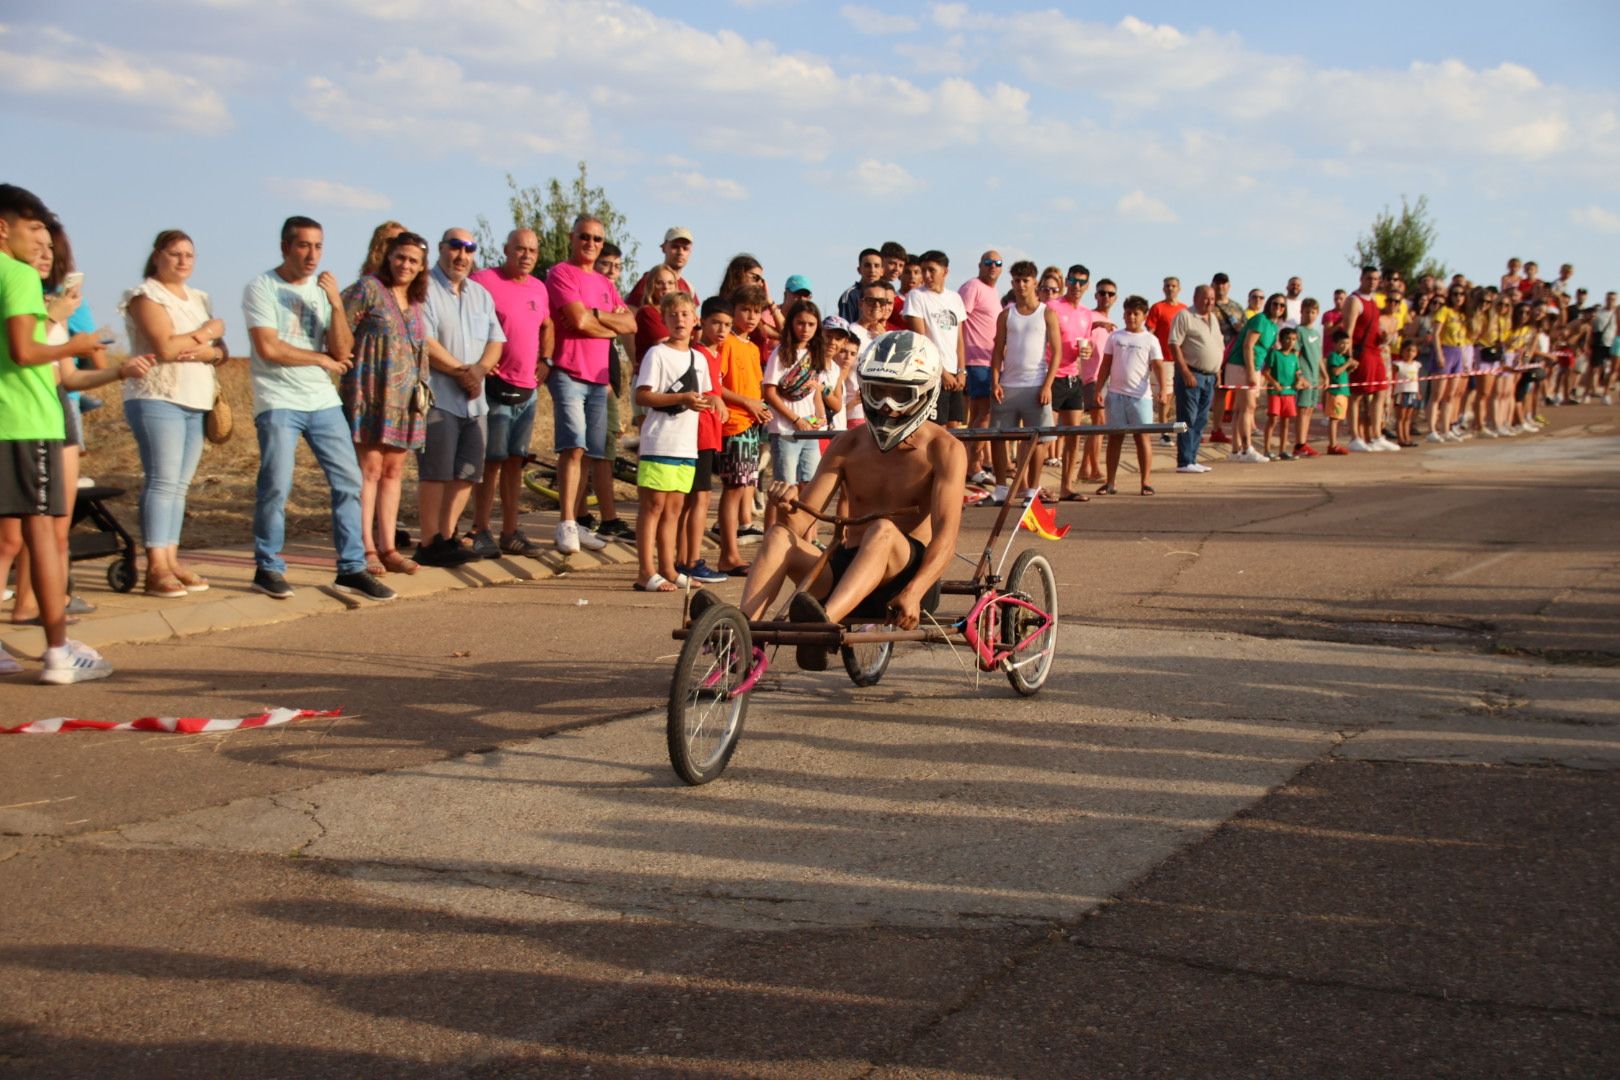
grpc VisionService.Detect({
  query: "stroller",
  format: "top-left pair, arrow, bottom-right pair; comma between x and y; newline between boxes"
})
69,483 -> 139,592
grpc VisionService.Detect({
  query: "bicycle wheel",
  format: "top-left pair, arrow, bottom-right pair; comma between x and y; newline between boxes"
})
1002,550 -> 1058,696
840,629 -> 893,687
668,604 -> 753,785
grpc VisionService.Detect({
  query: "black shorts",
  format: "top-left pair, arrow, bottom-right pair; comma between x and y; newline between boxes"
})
931,387 -> 966,425
691,447 -> 715,493
0,439 -> 66,518
1051,375 -> 1086,413
827,535 -> 943,620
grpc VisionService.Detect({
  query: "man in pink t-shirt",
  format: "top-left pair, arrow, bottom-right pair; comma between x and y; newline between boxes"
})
958,249 -> 1003,481
1048,264 -> 1095,498
1080,278 -> 1118,482
469,228 -> 554,557
544,215 -> 636,554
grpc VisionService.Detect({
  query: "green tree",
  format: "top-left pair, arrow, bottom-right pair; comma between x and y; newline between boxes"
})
474,162 -> 639,291
1349,194 -> 1447,283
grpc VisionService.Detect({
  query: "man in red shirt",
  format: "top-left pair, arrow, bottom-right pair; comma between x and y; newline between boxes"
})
1146,276 -> 1187,434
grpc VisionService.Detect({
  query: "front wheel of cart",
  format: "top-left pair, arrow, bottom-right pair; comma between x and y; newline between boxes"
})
668,604 -> 753,784
840,630 -> 893,687
1002,550 -> 1058,696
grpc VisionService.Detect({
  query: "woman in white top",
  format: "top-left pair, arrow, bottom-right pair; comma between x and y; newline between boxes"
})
119,229 -> 228,598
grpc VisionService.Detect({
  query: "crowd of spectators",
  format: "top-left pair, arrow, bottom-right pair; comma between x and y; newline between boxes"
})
3,176 -> 1616,681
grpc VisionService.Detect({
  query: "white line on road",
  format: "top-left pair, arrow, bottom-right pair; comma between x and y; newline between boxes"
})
1444,550 -> 1518,582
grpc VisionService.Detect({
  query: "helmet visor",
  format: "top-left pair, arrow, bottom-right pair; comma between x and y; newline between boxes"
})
862,378 -> 926,413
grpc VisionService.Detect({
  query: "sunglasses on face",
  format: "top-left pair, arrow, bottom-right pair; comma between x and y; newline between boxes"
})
1067,277 -> 1088,286
982,259 -> 1003,267
443,239 -> 477,253
575,233 -> 605,244
861,297 -> 892,306
1096,290 -> 1116,298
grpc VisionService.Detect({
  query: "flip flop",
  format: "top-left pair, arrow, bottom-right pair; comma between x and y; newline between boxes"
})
1140,485 -> 1156,496
1060,491 -> 1092,503
1095,483 -> 1116,496
633,573 -> 678,593
720,563 -> 751,577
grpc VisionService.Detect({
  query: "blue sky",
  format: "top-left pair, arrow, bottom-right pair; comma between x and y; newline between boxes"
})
4,0 -> 1617,351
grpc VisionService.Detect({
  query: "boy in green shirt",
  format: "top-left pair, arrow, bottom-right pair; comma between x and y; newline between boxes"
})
0,183 -> 111,682
1324,328 -> 1358,455
1261,326 -> 1309,460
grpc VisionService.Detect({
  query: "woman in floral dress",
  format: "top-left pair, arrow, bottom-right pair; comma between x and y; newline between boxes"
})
341,230 -> 430,574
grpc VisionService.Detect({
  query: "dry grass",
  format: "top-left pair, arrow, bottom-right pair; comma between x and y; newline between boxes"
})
81,359 -> 578,550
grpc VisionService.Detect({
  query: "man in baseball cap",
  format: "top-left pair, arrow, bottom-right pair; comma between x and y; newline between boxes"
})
628,226 -> 696,305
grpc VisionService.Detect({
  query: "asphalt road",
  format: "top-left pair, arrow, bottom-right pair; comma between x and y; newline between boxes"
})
2,409 -> 1617,1077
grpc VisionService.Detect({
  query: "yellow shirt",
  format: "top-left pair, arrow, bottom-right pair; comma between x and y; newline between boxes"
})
1434,306 -> 1470,347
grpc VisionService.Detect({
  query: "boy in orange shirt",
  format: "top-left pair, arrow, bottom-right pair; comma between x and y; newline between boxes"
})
715,284 -> 772,574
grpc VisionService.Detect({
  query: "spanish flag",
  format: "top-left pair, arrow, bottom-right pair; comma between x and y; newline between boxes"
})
1018,495 -> 1070,540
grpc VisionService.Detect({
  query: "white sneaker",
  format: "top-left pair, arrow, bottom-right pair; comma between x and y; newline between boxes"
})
1375,437 -> 1400,451
555,520 -> 581,555
989,484 -> 1010,504
577,525 -> 608,551
1176,463 -> 1210,474
1348,438 -> 1371,452
1480,427 -> 1499,438
970,468 -> 995,485
1426,431 -> 1446,443
39,640 -> 113,685
1243,447 -> 1270,463
0,651 -> 21,675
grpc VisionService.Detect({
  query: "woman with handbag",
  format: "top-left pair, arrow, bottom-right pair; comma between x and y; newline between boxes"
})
119,229 -> 229,597
339,230 -> 431,575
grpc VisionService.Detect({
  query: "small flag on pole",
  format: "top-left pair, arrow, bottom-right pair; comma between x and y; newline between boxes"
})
1018,495 -> 1069,540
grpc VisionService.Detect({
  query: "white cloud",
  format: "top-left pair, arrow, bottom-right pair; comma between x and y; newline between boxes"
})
838,4 -> 917,34
652,170 -> 749,203
1115,191 -> 1178,224
1571,206 -> 1620,234
0,25 -> 230,134
850,159 -> 918,197
265,177 -> 391,211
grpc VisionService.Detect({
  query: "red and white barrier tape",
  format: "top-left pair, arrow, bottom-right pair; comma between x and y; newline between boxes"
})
1214,356 -> 1570,392
1,707 -> 341,735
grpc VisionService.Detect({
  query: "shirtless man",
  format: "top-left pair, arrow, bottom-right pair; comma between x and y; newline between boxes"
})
694,331 -> 966,669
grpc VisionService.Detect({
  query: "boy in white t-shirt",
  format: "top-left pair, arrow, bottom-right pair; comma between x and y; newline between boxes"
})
633,291 -> 713,593
903,249 -> 968,429
1094,295 -> 1162,496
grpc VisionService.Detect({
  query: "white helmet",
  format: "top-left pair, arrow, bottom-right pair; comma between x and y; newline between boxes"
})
858,330 -> 942,451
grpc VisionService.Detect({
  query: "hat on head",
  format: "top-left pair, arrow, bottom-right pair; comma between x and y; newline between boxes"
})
663,226 -> 693,245
820,315 -> 855,338
784,274 -> 813,296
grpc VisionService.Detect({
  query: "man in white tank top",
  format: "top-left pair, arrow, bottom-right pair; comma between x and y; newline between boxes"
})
988,260 -> 1061,504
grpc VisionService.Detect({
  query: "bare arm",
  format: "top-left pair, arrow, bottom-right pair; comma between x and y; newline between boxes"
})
248,327 -> 347,373
988,309 -> 1009,401
556,300 -> 633,339
315,273 -> 352,364
1041,307 -> 1061,399
60,353 -> 152,390
6,316 -> 105,368
127,295 -> 225,364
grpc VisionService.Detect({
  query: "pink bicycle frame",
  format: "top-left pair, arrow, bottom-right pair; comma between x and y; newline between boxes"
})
962,590 -> 1054,672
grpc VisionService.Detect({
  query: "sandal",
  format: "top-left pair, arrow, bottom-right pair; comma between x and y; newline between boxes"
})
379,550 -> 419,575
363,551 -> 386,576
633,573 -> 678,593
173,566 -> 210,593
719,563 -> 751,577
1140,485 -> 1156,496
144,574 -> 189,598
1060,490 -> 1092,503
1095,483 -> 1117,496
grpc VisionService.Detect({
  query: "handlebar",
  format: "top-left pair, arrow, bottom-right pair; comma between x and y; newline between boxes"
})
785,499 -> 919,527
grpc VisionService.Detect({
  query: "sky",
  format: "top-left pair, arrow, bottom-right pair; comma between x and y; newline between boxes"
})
3,0 -> 1618,351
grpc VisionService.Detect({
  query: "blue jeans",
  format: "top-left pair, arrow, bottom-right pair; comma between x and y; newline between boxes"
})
123,397 -> 205,548
1175,370 -> 1216,467
253,406 -> 366,574
548,369 -> 608,459
770,432 -> 822,483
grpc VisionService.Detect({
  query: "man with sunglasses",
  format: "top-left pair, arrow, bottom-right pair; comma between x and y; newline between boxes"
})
416,228 -> 504,565
545,215 -> 637,554
958,250 -> 1004,481
854,280 -> 894,346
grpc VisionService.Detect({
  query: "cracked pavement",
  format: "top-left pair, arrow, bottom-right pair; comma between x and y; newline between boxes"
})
2,413 -> 1618,1076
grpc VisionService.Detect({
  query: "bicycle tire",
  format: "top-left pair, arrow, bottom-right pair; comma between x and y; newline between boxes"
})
668,604 -> 753,784
1002,550 -> 1058,696
840,631 -> 893,687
